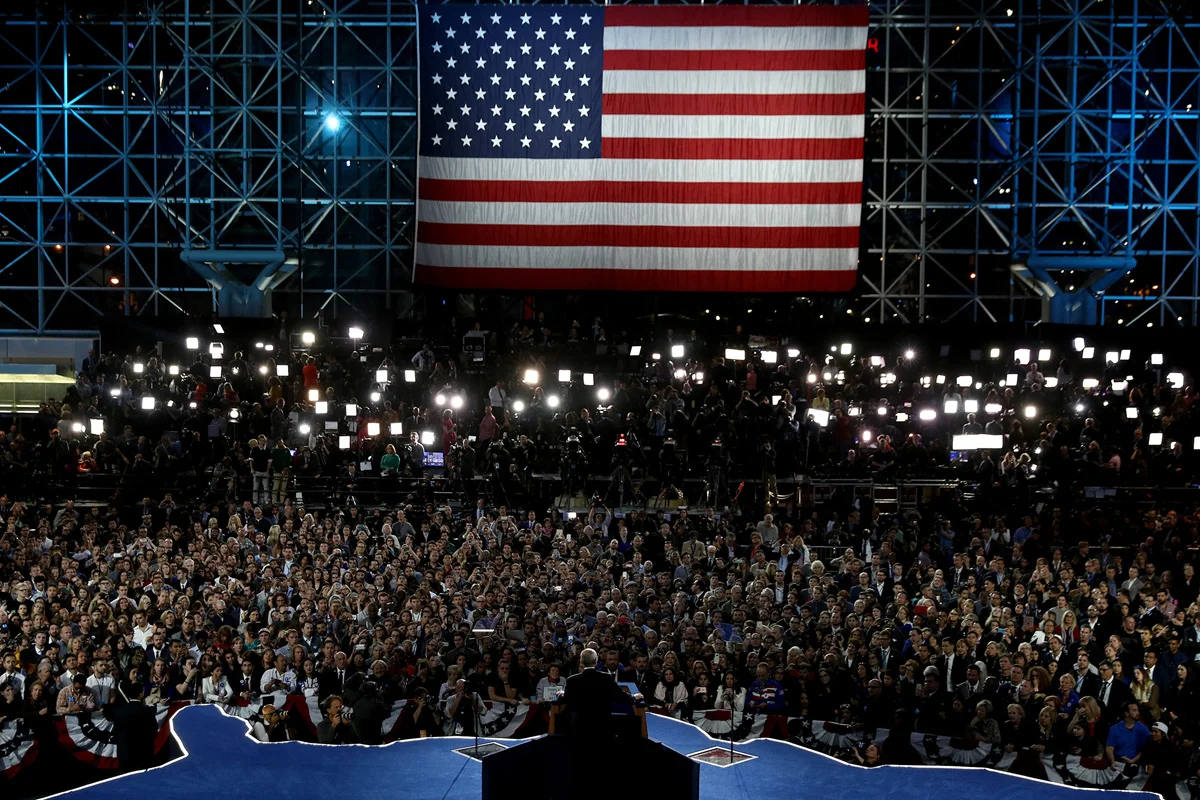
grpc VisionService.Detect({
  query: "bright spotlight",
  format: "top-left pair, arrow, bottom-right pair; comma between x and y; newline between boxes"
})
421,430 -> 435,446
348,326 -> 364,340
944,399 -> 959,414
1148,432 -> 1163,446
989,348 -> 1000,359
761,350 -> 777,364
315,401 -> 328,415
1151,353 -> 1164,366
512,400 -> 525,413
1073,337 -> 1085,352
370,391 -> 381,402
450,395 -> 464,410
367,422 -> 380,437
376,369 -> 388,383
597,388 -> 611,402
338,435 -> 351,450
324,113 -> 342,132
209,366 -> 222,379
140,396 -> 154,410
963,399 -> 979,413
299,424 -> 311,435
1037,348 -> 1051,362
583,373 -> 594,386
435,393 -> 447,406
918,409 -> 937,421
671,345 -> 684,359
404,369 -> 417,383
1023,405 -> 1037,419
1125,407 -> 1138,420
301,331 -> 316,345
185,337 -> 200,350
133,362 -> 144,374
558,369 -> 571,383
308,389 -> 319,402
168,365 -> 179,375
276,365 -> 289,377
523,369 -> 539,384
547,395 -> 560,409
904,349 -> 915,360
839,343 -> 852,356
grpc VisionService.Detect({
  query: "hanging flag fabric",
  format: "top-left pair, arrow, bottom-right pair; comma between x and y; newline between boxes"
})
414,5 -> 868,292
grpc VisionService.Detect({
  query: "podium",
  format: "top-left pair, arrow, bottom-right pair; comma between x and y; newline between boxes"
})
482,734 -> 699,800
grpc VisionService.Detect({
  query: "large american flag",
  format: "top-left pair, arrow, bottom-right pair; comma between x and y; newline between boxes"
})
415,4 -> 868,293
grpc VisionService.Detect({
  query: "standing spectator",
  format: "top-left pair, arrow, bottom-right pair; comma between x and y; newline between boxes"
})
270,440 -> 292,505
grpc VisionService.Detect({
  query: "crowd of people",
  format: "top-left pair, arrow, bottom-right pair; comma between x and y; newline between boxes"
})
2,317 -> 1200,793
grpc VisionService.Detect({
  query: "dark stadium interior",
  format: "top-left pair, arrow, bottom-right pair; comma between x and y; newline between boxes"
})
1,1 -> 1200,800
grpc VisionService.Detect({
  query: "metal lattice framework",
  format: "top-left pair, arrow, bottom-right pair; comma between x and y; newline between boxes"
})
862,0 -> 1200,325
0,0 -> 418,332
0,0 -> 1197,332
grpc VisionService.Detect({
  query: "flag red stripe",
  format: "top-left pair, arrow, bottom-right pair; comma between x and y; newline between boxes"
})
604,6 -> 870,28
418,222 -> 861,249
603,49 -> 866,72
418,179 -> 863,205
416,266 -> 858,292
602,93 -> 865,116
602,137 -> 864,160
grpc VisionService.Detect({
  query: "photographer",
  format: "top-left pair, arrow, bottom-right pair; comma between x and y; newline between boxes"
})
316,696 -> 358,744
254,703 -> 296,743
348,679 -> 390,745
444,677 -> 486,735
395,687 -> 442,739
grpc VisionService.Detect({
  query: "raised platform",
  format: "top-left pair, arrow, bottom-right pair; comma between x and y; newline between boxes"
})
48,706 -> 1159,800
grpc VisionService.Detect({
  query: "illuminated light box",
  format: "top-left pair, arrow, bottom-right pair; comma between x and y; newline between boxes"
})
953,434 -> 1005,450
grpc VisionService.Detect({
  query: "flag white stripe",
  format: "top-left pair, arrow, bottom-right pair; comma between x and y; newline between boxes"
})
418,201 -> 861,228
416,243 -> 858,271
604,26 -> 867,52
418,157 -> 864,183
601,114 -> 864,140
603,70 -> 864,95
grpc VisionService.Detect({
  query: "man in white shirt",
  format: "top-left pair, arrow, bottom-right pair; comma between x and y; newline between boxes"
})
260,653 -> 297,695
131,613 -> 154,649
86,660 -> 115,705
487,380 -> 508,411
0,653 -> 25,696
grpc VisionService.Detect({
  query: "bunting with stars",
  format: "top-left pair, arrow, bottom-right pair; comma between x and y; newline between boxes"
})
415,5 -> 868,292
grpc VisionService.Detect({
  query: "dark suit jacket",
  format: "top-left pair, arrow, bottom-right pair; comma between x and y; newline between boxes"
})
318,668 -> 351,701
1097,679 -> 1134,721
562,668 -> 630,738
1074,672 -> 1101,699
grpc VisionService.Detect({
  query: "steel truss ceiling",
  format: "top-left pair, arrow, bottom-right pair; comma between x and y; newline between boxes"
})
0,0 -> 1196,332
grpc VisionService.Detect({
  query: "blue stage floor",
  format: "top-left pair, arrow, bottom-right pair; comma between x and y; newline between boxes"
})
49,706 -> 1158,800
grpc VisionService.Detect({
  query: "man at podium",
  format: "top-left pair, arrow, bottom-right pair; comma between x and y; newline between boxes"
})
561,648 -> 640,739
